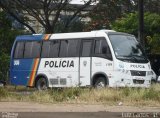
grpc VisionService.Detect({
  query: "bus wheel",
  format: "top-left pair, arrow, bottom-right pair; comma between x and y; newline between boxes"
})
94,77 -> 106,89
36,77 -> 48,91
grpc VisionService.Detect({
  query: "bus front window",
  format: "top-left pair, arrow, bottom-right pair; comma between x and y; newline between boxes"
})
109,34 -> 148,63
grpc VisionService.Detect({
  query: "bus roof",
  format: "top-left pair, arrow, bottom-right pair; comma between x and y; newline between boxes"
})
16,34 -> 43,41
15,30 -> 131,41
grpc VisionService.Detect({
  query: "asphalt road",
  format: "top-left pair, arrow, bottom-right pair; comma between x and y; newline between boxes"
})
0,102 -> 160,118
0,112 -> 120,118
1,112 -> 160,118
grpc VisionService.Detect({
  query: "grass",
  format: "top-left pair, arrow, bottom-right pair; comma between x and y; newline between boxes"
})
0,84 -> 160,106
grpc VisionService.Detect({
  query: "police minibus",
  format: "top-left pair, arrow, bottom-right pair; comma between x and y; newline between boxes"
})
10,30 -> 153,90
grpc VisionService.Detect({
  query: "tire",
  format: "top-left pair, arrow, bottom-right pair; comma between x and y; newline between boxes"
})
36,77 -> 48,90
94,77 -> 106,89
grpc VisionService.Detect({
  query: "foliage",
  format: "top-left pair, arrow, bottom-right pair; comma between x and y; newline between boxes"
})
111,13 -> 138,36
0,85 -> 160,106
0,53 -> 10,81
143,0 -> 160,14
111,12 -> 160,54
147,34 -> 160,54
0,88 -> 10,99
0,0 -> 96,33
54,18 -> 85,33
85,0 -> 138,31
0,11 -> 11,28
0,11 -> 22,81
86,0 -> 160,31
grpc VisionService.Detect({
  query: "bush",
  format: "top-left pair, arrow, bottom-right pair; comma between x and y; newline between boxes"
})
142,87 -> 160,101
49,88 -> 82,102
0,88 -> 10,99
0,11 -> 22,82
0,85 -> 160,106
0,53 -> 10,81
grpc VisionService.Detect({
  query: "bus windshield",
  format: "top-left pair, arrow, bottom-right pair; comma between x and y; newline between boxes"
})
109,34 -> 148,63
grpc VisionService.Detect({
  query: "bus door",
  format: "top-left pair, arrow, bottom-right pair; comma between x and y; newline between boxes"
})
79,39 -> 93,86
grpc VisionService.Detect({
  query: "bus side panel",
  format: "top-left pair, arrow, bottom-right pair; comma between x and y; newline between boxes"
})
92,57 -> 114,85
37,58 -> 79,87
10,59 -> 34,86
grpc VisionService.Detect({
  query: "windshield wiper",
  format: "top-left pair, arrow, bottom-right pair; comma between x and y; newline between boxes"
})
130,55 -> 140,62
117,56 -> 131,60
117,55 -> 148,63
117,55 -> 140,62
116,56 -> 136,62
131,54 -> 147,60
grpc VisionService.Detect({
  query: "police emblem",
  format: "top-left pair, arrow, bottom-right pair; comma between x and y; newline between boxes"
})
83,61 -> 87,66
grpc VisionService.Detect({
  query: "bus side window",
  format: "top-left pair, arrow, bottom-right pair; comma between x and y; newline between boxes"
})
68,40 -> 79,57
94,38 -> 112,60
14,41 -> 24,58
49,40 -> 59,57
59,40 -> 68,57
41,41 -> 50,58
41,40 -> 59,58
59,40 -> 79,57
24,41 -> 41,58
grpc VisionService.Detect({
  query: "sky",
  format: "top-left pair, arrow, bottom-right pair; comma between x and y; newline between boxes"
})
70,0 -> 86,4
70,0 -> 135,5
70,0 -> 98,5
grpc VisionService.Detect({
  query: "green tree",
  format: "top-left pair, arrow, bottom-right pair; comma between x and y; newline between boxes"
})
0,0 -> 96,33
54,16 -> 85,33
111,13 -> 138,36
111,12 -> 160,54
0,11 -> 21,81
86,0 -> 160,31
85,0 -> 138,31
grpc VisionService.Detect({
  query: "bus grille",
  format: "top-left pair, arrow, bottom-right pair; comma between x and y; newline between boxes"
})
133,79 -> 145,84
130,70 -> 146,76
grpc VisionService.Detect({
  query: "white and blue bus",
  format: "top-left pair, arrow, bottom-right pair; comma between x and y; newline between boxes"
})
10,30 -> 153,90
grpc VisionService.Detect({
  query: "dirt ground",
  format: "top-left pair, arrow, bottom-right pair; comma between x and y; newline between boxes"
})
0,102 -> 160,112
